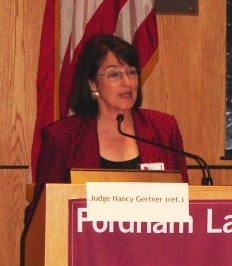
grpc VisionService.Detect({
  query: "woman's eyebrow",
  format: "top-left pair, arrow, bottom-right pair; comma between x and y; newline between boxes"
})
104,64 -> 120,69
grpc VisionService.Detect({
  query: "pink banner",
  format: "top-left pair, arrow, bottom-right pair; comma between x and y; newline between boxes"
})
69,199 -> 232,266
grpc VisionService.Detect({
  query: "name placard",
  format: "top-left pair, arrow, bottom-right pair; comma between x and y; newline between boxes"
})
86,182 -> 189,222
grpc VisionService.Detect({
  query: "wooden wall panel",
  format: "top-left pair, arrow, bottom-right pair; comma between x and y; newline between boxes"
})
0,0 -> 46,165
143,0 -> 226,170
189,169 -> 232,186
0,170 -> 27,266
143,0 -> 228,183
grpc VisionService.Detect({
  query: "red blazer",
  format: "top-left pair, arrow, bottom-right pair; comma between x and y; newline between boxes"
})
36,108 -> 188,183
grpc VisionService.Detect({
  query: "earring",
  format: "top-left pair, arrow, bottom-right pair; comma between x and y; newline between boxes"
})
91,91 -> 99,101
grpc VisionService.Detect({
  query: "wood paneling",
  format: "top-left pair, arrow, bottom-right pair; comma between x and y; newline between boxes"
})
188,169 -> 232,186
142,0 -> 227,183
0,0 -> 46,165
0,170 -> 27,266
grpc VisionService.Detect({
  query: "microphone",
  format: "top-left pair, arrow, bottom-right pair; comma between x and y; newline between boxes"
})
116,114 -> 213,185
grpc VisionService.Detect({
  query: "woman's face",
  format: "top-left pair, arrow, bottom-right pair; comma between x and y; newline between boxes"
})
89,51 -> 139,116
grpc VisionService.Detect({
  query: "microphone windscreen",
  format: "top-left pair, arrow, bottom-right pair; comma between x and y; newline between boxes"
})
116,114 -> 124,122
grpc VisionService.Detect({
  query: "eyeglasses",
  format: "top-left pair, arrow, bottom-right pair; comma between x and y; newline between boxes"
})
96,67 -> 141,82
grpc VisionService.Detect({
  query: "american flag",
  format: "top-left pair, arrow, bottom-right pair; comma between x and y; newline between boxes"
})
30,0 -> 158,182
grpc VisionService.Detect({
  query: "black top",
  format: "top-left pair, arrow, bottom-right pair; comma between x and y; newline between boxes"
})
100,156 -> 140,169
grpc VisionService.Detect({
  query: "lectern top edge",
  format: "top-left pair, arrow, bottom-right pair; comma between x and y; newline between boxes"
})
70,168 -> 182,184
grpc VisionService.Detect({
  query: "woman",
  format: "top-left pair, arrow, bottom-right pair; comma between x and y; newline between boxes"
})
22,35 -> 189,259
36,34 -> 189,183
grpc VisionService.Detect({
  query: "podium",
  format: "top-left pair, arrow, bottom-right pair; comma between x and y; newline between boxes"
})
25,184 -> 232,266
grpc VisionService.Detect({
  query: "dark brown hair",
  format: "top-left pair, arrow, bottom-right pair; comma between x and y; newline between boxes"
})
70,34 -> 142,116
